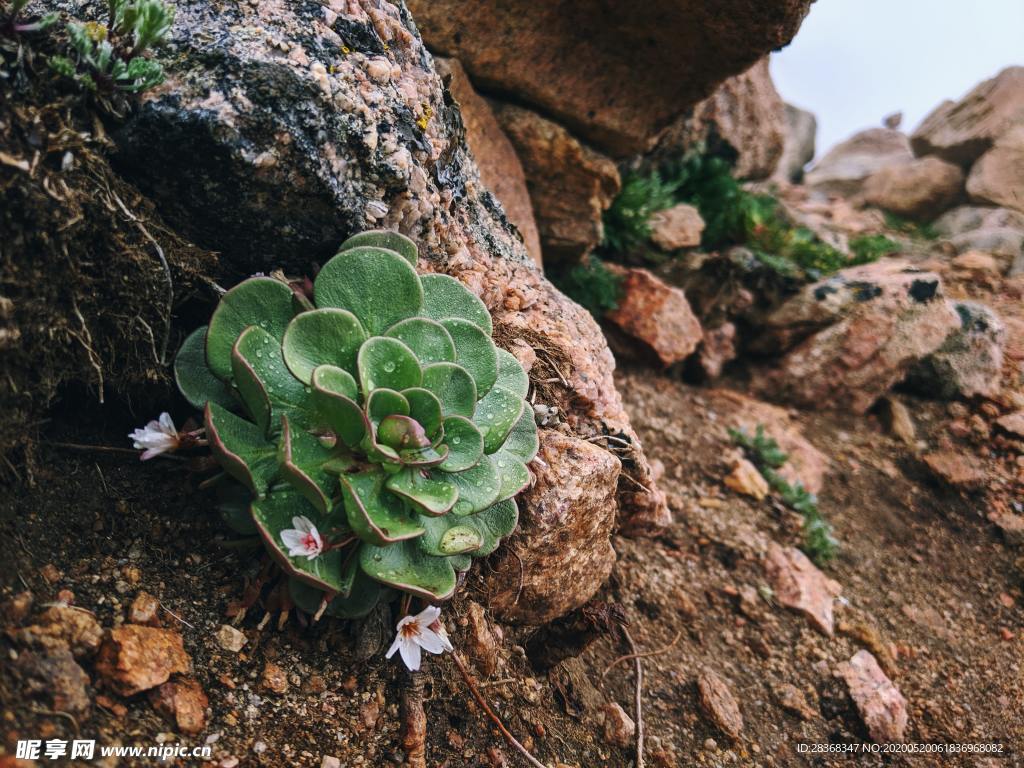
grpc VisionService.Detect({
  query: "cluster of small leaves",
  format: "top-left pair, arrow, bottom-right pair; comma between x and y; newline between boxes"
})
600,151 -> 886,282
883,212 -> 939,241
174,231 -> 539,617
48,0 -> 172,93
729,425 -> 839,564
546,255 -> 623,319
849,233 -> 900,263
601,169 -> 680,255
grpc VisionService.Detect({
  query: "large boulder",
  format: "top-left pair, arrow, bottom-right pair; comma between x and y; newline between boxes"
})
32,0 -> 668,618
805,128 -> 913,197
405,0 -> 813,157
966,126 -> 1024,214
933,205 -> 1024,237
658,57 -> 787,180
492,103 -> 621,263
773,103 -> 817,183
911,66 -> 1024,167
753,260 -> 961,413
435,58 -> 542,266
860,156 -> 964,221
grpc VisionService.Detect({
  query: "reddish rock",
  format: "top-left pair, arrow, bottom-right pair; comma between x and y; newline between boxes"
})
996,410 -> 1024,438
11,648 -> 91,716
0,590 -> 33,624
649,203 -> 705,251
836,650 -> 908,743
989,510 -> 1024,546
493,103 -> 620,262
754,260 -> 961,414
128,591 -> 162,626
714,389 -> 829,494
861,156 -> 964,221
765,543 -> 842,636
774,683 -> 817,721
724,457 -> 769,500
464,601 -> 500,677
697,669 -> 744,741
602,702 -> 635,747
605,266 -> 703,367
487,431 -> 620,624
922,451 -> 987,489
260,661 -> 289,695
950,250 -> 1001,277
967,126 -> 1024,215
911,66 -> 1024,166
435,58 -> 542,267
149,676 -> 209,734
8,605 -> 103,660
698,323 -> 738,380
661,57 -> 786,180
805,128 -> 913,197
94,625 -> 191,696
406,0 -> 813,156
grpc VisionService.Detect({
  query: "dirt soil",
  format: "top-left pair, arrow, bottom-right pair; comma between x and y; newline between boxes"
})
2,353 -> 1022,767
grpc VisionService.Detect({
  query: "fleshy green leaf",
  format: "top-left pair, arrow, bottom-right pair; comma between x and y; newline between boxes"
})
360,540 -> 457,601
438,415 -> 484,472
441,318 -> 498,396
340,469 -> 424,546
420,362 -> 476,418
278,415 -> 336,514
439,454 -> 501,515
385,467 -> 458,516
473,386 -> 525,454
204,402 -> 279,497
385,317 -> 456,366
357,337 -> 422,396
174,326 -> 236,409
366,388 -> 410,428
231,325 -> 312,434
289,570 -> 390,619
501,407 -> 540,463
311,365 -> 367,448
215,482 -> 257,535
494,348 -> 530,399
282,308 -> 366,383
250,489 -> 347,593
491,449 -> 531,501
401,388 -> 443,438
206,277 -> 294,380
338,229 -> 418,267
314,247 -> 423,335
464,498 -> 518,556
418,498 -> 517,558
420,273 -> 493,335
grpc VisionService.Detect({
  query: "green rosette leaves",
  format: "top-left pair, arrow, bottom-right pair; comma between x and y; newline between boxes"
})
174,232 -> 539,611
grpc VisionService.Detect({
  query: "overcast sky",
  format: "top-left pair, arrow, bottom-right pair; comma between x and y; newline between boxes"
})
771,0 -> 1024,160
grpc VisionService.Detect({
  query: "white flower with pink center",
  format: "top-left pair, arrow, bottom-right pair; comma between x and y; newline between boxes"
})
386,605 -> 453,671
279,516 -> 324,560
128,412 -> 180,460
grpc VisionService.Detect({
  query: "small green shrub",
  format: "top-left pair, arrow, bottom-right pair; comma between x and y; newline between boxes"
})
47,0 -> 172,93
548,255 -> 623,319
849,234 -> 899,263
730,425 -> 838,564
174,231 -> 538,617
602,170 -> 679,255
883,212 -> 939,241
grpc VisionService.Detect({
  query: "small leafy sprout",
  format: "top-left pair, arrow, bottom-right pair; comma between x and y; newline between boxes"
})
174,230 -> 539,618
730,425 -> 839,564
386,605 -> 452,671
602,169 -> 679,255
50,0 -> 173,93
128,411 -> 180,460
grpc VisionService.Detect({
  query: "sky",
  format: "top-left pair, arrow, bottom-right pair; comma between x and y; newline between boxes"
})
771,0 -> 1024,160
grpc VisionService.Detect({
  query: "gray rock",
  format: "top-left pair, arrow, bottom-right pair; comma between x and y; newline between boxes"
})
774,103 -> 817,182
932,205 -> 1024,237
947,228 -> 1024,273
805,128 -> 913,197
905,301 -> 1005,399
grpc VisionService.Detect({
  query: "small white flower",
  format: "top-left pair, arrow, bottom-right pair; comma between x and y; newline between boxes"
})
280,516 -> 324,560
386,605 -> 453,671
128,412 -> 180,460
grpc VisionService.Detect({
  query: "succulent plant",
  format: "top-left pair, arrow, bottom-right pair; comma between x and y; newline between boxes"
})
174,231 -> 538,618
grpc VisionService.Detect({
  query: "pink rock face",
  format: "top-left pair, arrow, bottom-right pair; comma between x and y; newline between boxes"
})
805,128 -> 913,197
996,410 -> 1024,438
861,156 -> 965,222
967,126 -> 1024,215
754,260 -> 961,414
912,66 -> 1024,166
94,625 -> 192,696
837,650 -> 908,743
604,266 -> 703,367
922,451 -> 988,490
649,203 -> 705,251
765,543 -> 841,636
486,431 -> 621,624
699,322 -> 738,380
